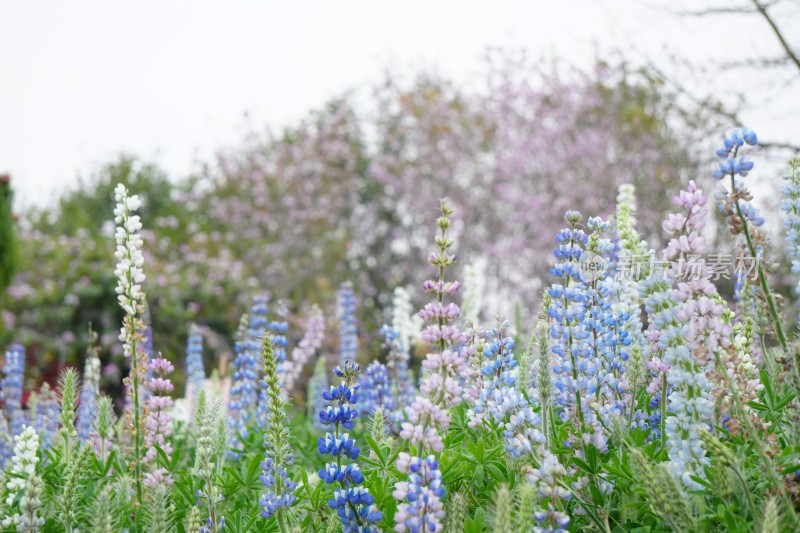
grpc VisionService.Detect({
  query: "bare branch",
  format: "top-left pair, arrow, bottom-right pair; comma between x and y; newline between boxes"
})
750,0 -> 800,74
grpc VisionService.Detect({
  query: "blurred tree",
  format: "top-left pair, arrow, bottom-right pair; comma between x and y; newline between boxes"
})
0,173 -> 16,292
0,173 -> 18,343
4,53 -> 732,387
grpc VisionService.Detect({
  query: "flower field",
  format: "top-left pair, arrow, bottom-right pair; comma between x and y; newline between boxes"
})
2,127 -> 800,533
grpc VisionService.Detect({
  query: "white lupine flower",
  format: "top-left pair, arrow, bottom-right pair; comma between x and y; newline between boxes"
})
2,426 -> 41,527
114,184 -> 146,323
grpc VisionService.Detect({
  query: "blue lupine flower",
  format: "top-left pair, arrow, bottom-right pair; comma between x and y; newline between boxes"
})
317,359 -> 381,532
358,361 -> 392,415
2,343 -> 26,437
185,323 -> 205,408
76,345 -> 101,441
228,297 -> 269,455
547,213 -> 628,452
781,159 -> 800,304
337,283 -> 358,365
34,383 -> 60,451
713,127 -> 758,179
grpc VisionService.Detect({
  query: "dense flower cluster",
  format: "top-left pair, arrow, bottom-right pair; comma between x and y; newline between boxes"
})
318,360 -> 382,532
547,212 -> 622,451
76,335 -> 101,441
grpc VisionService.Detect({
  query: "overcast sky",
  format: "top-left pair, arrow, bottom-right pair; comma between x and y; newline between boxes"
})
1,0 -> 797,210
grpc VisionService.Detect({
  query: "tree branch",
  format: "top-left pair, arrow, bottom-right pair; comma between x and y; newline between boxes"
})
751,0 -> 800,74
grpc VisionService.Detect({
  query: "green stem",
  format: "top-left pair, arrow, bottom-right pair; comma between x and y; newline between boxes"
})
729,172 -> 788,352
731,466 -> 758,520
132,331 -> 142,510
660,373 -> 667,452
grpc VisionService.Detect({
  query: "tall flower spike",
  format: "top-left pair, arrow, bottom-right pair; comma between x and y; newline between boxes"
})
713,128 -> 787,351
195,397 -> 224,532
2,426 -> 43,530
228,297 -> 269,454
257,302 -> 289,428
186,323 -> 206,418
337,282 -> 358,365
77,327 -> 102,441
395,200 -> 465,533
143,355 -> 175,487
2,343 -> 26,438
547,212 -> 620,452
318,360 -> 382,532
658,181 -> 726,488
259,335 -> 297,525
57,368 -> 79,466
113,182 -> 147,507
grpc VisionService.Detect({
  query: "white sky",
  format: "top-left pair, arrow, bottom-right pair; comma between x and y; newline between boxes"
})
1,0 -> 797,210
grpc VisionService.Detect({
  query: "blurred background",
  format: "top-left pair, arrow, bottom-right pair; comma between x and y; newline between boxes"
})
0,0 -> 798,392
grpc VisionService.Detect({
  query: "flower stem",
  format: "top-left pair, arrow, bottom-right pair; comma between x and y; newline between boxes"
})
729,173 -> 788,352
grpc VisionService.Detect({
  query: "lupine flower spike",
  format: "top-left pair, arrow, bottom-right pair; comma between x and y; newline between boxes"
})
259,335 -> 297,527
318,360 -> 382,532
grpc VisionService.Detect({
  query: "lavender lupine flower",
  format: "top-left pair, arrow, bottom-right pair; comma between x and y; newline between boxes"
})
318,360 -> 382,532
259,335 -> 297,524
307,357 -> 329,429
284,305 -> 325,393
529,452 -> 571,533
143,357 -> 175,486
2,343 -> 26,437
394,200 -> 467,532
658,181 -> 727,489
393,454 -> 445,533
186,323 -> 206,414
781,158 -> 800,305
338,282 -> 358,365
77,330 -> 102,441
